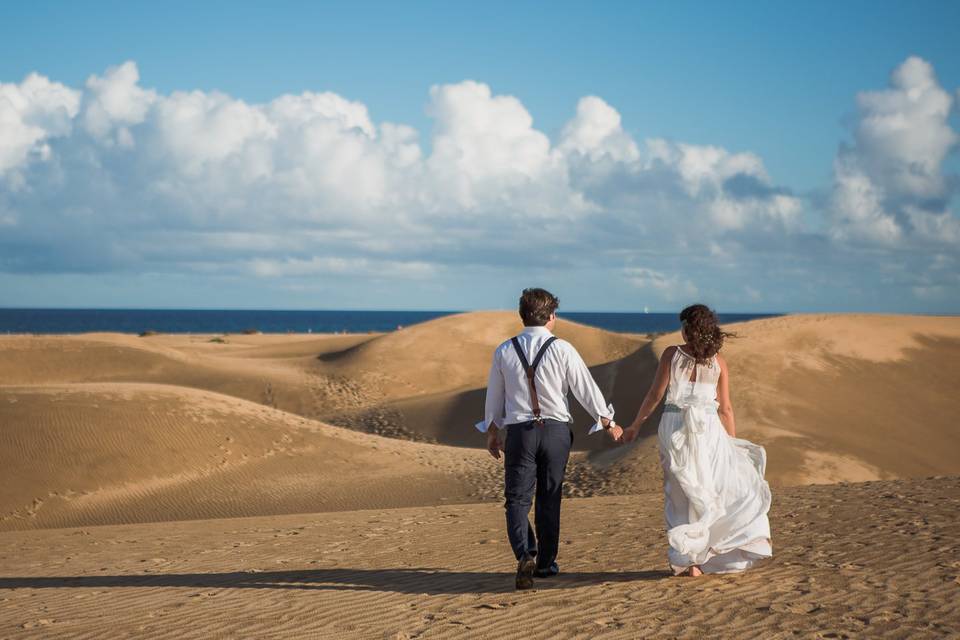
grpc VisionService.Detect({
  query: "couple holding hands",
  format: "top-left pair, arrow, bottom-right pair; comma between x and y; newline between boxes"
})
476,288 -> 772,590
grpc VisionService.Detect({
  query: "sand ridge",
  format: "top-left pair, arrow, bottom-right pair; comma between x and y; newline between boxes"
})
0,381 -> 644,532
0,383 -> 490,531
2,312 -> 960,532
0,315 -> 651,466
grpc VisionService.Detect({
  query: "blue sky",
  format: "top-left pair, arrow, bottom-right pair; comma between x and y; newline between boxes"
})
1,1 -> 958,312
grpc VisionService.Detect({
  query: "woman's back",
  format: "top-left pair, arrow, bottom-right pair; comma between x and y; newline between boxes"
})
624,303 -> 771,576
665,346 -> 721,408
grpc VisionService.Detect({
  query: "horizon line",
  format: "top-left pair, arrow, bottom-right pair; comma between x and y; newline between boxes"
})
0,306 -> 787,315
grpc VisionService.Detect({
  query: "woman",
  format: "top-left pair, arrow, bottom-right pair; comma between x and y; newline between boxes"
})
622,304 -> 772,575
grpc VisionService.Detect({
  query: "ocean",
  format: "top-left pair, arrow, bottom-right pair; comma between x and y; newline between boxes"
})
0,309 -> 780,335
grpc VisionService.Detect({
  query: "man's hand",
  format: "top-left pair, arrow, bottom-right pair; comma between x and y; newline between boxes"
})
487,427 -> 504,460
605,423 -> 624,443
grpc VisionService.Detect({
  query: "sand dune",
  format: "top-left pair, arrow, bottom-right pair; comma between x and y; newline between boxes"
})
317,311 -> 643,397
0,332 -> 367,415
0,384 -> 491,531
2,312 -> 960,533
0,381 -> 649,532
304,311 -> 960,479
0,315 -> 648,449
1,476 -> 957,639
2,313 -> 959,637
317,312 -> 650,446
647,314 -> 960,484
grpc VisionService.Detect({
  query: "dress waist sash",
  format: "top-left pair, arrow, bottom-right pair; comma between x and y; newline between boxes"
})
664,401 -> 716,413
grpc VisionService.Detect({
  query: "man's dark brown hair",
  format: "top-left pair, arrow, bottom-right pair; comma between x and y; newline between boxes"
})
518,288 -> 559,326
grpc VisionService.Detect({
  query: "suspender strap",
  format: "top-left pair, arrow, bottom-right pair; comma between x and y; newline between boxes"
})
510,336 -> 558,426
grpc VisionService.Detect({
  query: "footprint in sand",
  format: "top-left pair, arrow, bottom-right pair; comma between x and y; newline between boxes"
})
771,602 -> 822,614
21,619 -> 55,629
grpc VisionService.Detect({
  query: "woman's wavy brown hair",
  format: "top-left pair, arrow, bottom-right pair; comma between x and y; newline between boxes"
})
679,304 -> 734,364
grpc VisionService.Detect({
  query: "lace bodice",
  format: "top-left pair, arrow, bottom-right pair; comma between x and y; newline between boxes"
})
664,346 -> 720,408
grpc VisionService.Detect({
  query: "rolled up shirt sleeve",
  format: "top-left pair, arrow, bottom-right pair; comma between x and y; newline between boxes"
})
564,345 -> 615,434
475,348 -> 506,433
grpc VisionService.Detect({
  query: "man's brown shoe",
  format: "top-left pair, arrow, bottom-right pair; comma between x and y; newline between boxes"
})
515,554 -> 536,590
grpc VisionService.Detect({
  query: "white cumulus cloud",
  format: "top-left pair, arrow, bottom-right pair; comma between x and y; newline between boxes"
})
81,61 -> 156,145
830,55 -> 960,246
0,57 -> 957,311
0,73 -> 80,182
559,96 -> 640,162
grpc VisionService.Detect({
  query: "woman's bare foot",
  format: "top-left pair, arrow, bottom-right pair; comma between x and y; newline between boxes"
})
689,566 -> 703,577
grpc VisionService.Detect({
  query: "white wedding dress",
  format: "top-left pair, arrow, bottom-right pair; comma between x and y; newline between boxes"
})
657,347 -> 772,574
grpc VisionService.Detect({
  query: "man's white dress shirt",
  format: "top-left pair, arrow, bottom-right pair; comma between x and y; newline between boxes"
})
475,325 -> 614,435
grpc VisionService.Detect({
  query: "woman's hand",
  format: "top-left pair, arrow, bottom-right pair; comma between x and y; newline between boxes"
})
622,424 -> 640,443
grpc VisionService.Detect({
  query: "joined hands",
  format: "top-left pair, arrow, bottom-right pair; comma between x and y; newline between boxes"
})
486,418 -> 634,461
605,423 -> 624,443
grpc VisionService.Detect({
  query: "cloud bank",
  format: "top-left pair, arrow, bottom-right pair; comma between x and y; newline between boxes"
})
0,57 -> 957,311
830,56 -> 959,246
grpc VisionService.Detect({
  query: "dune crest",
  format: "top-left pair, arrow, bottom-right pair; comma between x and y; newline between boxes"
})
316,310 -> 642,394
2,312 -> 960,531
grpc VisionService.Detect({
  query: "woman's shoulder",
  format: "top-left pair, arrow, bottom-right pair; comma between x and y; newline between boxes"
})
714,351 -> 728,370
660,345 -> 680,362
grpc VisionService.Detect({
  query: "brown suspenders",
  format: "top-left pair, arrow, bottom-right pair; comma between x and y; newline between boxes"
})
510,336 -> 558,426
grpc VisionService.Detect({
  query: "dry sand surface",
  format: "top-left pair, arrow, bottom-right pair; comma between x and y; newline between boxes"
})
0,313 -> 646,448
1,312 -> 960,637
2,312 -> 959,523
0,376 -> 643,532
1,477 -> 957,639
0,384 -> 491,531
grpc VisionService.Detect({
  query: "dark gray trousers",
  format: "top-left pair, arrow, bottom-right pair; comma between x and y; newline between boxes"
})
503,419 -> 573,569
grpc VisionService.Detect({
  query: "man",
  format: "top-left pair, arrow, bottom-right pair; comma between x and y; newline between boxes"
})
476,288 -> 623,590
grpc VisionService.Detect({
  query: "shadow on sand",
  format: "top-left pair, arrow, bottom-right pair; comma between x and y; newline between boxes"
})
0,567 -> 670,595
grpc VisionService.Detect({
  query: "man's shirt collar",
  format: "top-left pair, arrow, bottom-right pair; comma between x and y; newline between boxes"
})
520,325 -> 553,336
